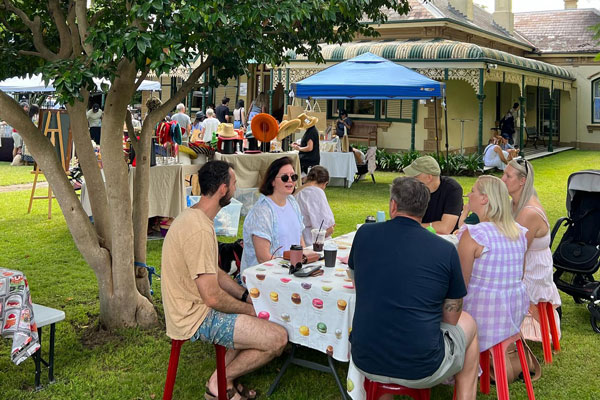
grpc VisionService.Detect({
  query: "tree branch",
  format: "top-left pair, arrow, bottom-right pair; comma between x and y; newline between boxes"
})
3,0 -> 58,60
18,50 -> 44,58
75,0 -> 94,56
67,0 -> 83,57
134,69 -> 149,92
48,0 -> 73,58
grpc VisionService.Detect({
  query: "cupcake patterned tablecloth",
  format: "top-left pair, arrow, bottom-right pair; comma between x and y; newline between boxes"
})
0,268 -> 40,365
243,232 -> 357,362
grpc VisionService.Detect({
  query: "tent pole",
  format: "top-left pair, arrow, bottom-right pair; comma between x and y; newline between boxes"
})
434,97 -> 439,158
444,97 -> 449,163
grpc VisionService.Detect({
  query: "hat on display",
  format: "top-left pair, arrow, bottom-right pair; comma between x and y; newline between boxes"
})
277,119 -> 301,141
298,113 -> 317,129
403,155 -> 441,177
217,123 -> 237,138
251,113 -> 279,142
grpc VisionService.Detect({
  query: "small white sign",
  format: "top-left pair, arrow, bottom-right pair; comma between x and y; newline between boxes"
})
239,83 -> 247,96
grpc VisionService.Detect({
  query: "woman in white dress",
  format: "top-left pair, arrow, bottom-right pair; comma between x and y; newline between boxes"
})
295,166 -> 335,246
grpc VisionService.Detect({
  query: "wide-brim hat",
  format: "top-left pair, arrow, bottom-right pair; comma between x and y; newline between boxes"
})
298,113 -> 317,129
217,123 -> 237,138
251,113 -> 279,142
277,119 -> 301,141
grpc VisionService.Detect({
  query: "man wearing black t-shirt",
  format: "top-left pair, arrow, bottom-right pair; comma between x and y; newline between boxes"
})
349,177 -> 478,398
215,97 -> 230,123
404,156 -> 463,234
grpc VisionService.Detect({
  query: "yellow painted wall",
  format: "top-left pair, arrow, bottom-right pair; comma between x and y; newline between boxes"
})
563,65 -> 600,148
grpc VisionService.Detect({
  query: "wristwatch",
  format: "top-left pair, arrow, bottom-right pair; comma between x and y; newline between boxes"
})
240,289 -> 249,303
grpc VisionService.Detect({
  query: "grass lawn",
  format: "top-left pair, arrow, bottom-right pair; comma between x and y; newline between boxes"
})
0,149 -> 599,399
0,161 -> 45,186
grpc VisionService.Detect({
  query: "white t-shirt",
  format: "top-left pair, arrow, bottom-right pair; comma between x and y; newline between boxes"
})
202,118 -> 220,142
87,109 -> 103,127
267,197 -> 303,253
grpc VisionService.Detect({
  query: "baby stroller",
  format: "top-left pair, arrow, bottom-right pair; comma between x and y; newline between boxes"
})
551,170 -> 600,333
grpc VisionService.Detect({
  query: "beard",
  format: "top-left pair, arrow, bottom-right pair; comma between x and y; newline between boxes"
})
219,189 -> 233,208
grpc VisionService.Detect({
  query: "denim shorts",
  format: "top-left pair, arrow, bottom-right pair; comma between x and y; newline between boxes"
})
190,309 -> 239,349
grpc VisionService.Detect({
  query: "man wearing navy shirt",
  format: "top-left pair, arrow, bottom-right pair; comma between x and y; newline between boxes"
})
349,177 -> 478,399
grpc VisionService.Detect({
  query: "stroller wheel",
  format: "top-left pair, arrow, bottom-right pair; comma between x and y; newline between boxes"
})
591,315 -> 600,334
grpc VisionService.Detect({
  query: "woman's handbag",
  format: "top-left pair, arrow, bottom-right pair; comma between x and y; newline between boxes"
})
490,336 -> 541,384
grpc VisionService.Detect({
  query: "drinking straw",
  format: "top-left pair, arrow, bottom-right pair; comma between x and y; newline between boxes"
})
318,219 -> 324,237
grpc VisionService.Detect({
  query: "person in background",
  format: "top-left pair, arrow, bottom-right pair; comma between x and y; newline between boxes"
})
87,103 -> 103,144
171,103 -> 192,142
500,102 -> 519,145
11,102 -> 29,161
202,108 -> 220,143
336,109 -> 352,138
403,156 -> 463,234
502,159 -> 562,342
233,99 -> 246,129
483,137 -> 514,171
161,161 -> 287,400
349,177 -> 478,400
247,93 -> 267,125
292,114 -> 320,174
215,97 -> 231,123
295,166 -> 335,246
190,111 -> 205,142
457,175 -> 529,353
240,157 -> 304,275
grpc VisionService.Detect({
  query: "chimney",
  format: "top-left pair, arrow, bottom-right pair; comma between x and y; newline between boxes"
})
450,0 -> 474,21
493,0 -> 513,34
564,0 -> 577,9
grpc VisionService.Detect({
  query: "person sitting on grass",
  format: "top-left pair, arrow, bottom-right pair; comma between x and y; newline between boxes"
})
483,137 -> 515,171
161,161 -> 288,400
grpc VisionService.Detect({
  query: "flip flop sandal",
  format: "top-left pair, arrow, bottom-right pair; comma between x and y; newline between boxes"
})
235,382 -> 257,399
204,386 -> 245,400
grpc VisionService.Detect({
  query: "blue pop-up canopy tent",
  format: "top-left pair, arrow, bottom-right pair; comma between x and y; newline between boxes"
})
292,52 -> 445,99
292,52 -> 448,156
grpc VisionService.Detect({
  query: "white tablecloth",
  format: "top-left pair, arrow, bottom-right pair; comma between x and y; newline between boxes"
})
319,152 -> 358,188
243,231 -> 357,362
80,164 -> 200,218
214,152 -> 301,189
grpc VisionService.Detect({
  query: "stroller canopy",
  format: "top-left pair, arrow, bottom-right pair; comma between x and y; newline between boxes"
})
566,170 -> 600,213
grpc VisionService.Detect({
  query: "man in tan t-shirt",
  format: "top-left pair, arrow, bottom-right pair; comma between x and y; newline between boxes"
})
161,161 -> 287,400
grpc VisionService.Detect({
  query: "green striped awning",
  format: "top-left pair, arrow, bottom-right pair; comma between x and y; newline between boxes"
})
285,39 -> 573,80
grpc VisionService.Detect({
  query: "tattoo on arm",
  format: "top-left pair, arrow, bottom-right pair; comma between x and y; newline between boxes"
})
443,298 -> 463,313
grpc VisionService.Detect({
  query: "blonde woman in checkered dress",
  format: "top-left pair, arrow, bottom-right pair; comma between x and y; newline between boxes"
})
457,176 -> 529,352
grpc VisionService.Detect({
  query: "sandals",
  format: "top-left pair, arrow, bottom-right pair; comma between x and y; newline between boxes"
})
235,381 -> 257,399
204,386 -> 250,400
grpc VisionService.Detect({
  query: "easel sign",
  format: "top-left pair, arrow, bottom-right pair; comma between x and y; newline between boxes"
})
28,109 -> 73,219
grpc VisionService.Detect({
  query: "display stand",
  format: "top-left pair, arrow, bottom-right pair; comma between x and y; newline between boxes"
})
28,110 -> 71,219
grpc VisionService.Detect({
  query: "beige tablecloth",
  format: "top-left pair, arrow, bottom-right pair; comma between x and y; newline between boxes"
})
81,164 -> 201,219
214,152 -> 301,189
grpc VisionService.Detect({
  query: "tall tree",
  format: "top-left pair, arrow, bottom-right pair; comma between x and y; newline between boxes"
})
0,0 -> 409,329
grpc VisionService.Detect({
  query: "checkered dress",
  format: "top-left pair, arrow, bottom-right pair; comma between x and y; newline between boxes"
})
458,222 -> 529,352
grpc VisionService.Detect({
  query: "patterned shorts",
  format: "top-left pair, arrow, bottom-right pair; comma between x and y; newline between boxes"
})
190,309 -> 239,349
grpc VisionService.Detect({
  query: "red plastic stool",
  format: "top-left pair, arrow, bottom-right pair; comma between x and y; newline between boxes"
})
479,333 -> 535,400
364,377 -> 430,400
163,340 -> 228,400
537,301 -> 560,363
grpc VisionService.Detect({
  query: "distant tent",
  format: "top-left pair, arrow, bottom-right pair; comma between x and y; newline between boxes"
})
292,52 -> 445,99
0,74 -> 161,93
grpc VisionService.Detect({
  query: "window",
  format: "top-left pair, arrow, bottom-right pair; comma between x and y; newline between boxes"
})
538,88 -> 560,139
345,100 -> 375,118
327,99 -> 413,122
593,79 -> 600,123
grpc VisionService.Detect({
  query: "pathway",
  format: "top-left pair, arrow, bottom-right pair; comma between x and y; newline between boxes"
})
0,181 -> 47,193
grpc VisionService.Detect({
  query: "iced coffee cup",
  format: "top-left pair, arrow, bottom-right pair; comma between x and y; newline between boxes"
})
324,242 -> 338,268
311,229 -> 326,252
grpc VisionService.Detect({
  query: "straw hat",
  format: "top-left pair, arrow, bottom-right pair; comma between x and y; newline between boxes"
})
277,119 -> 301,141
251,113 -> 279,142
298,113 -> 318,129
217,123 -> 237,138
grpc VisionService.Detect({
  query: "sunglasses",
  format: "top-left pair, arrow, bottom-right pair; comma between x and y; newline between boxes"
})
282,262 -> 303,275
515,158 -> 529,175
279,174 -> 299,183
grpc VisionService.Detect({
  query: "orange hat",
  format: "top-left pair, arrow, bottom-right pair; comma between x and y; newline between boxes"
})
251,113 -> 279,142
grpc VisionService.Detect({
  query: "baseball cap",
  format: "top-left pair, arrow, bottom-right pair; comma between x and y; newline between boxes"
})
403,156 -> 441,177
195,111 -> 205,119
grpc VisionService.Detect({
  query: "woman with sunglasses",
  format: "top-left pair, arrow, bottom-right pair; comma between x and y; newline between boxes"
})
501,159 -> 561,342
240,157 -> 305,277
294,166 -> 335,246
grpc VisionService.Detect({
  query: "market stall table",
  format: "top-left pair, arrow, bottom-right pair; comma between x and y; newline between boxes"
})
319,152 -> 358,188
0,268 -> 40,365
214,152 -> 301,189
80,164 -> 201,218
